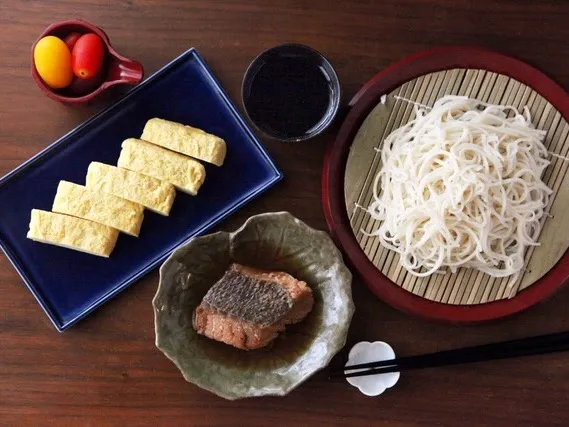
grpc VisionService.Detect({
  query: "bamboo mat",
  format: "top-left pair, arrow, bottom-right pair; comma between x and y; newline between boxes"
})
345,69 -> 569,305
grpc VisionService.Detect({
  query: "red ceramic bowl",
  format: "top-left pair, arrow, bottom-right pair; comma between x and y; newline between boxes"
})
322,46 -> 569,324
31,19 -> 144,103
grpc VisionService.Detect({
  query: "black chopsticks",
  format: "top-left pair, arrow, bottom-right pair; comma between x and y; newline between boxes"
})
330,330 -> 569,379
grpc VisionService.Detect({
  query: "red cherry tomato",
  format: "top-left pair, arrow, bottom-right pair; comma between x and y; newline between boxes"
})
71,33 -> 105,80
63,32 -> 81,51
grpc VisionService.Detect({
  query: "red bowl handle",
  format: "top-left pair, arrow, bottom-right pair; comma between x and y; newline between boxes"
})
106,57 -> 144,85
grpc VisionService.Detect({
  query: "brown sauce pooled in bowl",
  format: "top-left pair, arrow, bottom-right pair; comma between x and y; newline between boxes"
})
197,305 -> 322,371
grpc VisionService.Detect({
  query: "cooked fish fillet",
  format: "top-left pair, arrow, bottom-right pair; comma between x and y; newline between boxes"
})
193,263 -> 314,350
117,138 -> 206,195
141,118 -> 226,166
27,209 -> 119,257
86,162 -> 176,216
194,305 -> 284,350
234,264 -> 314,324
52,180 -> 144,236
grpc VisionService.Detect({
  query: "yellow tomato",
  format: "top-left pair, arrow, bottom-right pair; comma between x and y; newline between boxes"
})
33,36 -> 73,89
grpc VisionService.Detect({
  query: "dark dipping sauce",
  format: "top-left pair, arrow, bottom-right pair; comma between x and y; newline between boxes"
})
243,45 -> 339,141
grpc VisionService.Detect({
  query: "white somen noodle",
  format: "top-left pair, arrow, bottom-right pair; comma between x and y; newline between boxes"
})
364,95 -> 553,284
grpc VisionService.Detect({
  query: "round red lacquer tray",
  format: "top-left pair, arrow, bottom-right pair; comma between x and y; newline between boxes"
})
322,46 -> 569,323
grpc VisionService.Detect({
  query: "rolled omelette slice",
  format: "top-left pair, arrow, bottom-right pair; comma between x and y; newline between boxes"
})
86,162 -> 176,216
117,138 -> 206,196
27,209 -> 119,257
52,180 -> 144,237
141,117 -> 226,166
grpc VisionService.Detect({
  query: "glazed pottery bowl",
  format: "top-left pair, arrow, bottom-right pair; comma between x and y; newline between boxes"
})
153,212 -> 354,400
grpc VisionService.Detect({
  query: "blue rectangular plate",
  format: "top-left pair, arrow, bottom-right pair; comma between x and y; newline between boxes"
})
0,48 -> 282,331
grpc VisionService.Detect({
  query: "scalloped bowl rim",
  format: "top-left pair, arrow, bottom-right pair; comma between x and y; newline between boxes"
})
152,212 -> 355,399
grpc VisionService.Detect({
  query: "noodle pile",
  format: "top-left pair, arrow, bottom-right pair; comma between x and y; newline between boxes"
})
365,95 -> 552,281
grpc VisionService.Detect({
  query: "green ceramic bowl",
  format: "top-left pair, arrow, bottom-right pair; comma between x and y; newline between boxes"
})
153,212 -> 354,400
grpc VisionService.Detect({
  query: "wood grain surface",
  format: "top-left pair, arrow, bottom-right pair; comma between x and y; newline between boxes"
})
1,1 -> 569,426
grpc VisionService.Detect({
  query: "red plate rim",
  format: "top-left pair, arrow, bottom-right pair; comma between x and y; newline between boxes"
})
322,46 -> 569,323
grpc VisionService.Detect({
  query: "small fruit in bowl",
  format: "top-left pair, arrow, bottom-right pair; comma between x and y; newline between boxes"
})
71,33 -> 105,79
33,36 -> 73,89
33,32 -> 106,93
31,20 -> 143,103
67,73 -> 104,97
63,32 -> 82,51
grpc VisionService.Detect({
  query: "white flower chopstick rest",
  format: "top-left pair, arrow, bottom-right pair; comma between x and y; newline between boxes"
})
345,341 -> 400,396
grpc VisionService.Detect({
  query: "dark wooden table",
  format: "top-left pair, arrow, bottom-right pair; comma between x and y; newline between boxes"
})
2,1 -> 569,426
